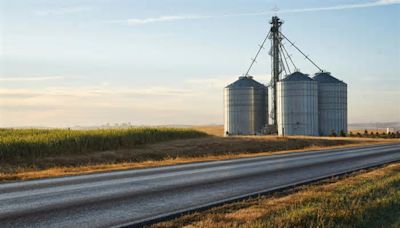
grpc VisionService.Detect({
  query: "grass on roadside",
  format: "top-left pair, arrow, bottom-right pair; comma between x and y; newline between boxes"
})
0,126 -> 398,182
152,162 -> 400,228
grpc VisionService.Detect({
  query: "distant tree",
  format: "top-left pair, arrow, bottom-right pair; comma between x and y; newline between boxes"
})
396,131 -> 400,138
370,132 -> 375,138
331,130 -> 337,137
340,130 -> 346,137
357,132 -> 362,137
364,130 -> 369,136
349,131 -> 354,137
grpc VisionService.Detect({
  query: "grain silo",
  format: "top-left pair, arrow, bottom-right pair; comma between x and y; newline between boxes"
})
313,72 -> 347,136
224,16 -> 347,137
224,76 -> 267,136
277,71 -> 319,136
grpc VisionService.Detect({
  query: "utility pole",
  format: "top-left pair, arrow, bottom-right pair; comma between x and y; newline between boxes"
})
268,16 -> 283,131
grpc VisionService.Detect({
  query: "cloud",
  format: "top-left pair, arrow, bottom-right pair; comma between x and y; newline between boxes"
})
114,15 -> 227,26
116,0 -> 400,25
0,85 -> 191,99
279,0 -> 400,13
0,76 -> 64,82
187,77 -> 232,88
0,82 -> 223,127
34,6 -> 92,16
123,15 -> 208,25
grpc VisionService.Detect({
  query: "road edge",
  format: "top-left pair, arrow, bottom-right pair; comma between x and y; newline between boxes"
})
119,158 -> 400,228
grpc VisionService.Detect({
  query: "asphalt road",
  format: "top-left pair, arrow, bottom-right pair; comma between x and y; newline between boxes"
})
0,143 -> 399,228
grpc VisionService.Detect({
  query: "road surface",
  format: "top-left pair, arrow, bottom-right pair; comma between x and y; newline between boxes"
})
0,143 -> 399,227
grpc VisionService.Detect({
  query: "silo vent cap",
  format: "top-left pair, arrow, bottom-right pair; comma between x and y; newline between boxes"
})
225,76 -> 265,89
313,72 -> 345,84
239,76 -> 253,79
281,71 -> 313,82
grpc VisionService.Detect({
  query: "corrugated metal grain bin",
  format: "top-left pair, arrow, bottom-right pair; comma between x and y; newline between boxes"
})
224,76 -> 267,136
313,72 -> 347,136
277,72 -> 319,136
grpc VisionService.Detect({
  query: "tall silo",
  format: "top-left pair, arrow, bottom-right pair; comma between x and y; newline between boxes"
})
313,72 -> 347,136
224,76 -> 267,136
277,71 -> 319,136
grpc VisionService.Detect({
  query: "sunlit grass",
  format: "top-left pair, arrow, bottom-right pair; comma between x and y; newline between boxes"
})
152,163 -> 400,228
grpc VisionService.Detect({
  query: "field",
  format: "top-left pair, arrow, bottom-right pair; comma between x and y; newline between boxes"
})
350,129 -> 389,134
0,128 -> 207,163
194,125 -> 399,138
192,125 -> 225,136
0,126 -> 398,181
152,162 -> 400,228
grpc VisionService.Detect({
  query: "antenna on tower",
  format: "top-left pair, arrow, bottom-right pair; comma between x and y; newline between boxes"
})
272,5 -> 279,16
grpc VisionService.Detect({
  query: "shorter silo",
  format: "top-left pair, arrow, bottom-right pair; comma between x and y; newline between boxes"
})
313,72 -> 347,136
224,76 -> 267,136
277,71 -> 319,136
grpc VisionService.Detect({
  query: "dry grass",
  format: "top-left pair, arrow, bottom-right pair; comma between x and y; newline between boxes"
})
1,126 -> 398,182
1,136 -> 397,182
349,129 -> 390,134
192,125 -> 225,136
192,125 -> 397,138
151,162 -> 400,228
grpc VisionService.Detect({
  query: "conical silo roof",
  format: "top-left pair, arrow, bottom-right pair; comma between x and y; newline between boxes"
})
225,76 -> 265,89
281,71 -> 313,82
313,72 -> 346,84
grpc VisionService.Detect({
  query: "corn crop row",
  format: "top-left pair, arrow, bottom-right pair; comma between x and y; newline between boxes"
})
0,128 -> 207,162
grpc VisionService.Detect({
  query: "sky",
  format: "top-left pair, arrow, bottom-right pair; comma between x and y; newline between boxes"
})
0,0 -> 399,127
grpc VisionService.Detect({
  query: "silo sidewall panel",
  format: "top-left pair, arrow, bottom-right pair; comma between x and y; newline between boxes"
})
268,86 -> 275,125
224,85 -> 266,135
317,82 -> 347,136
278,80 -> 318,136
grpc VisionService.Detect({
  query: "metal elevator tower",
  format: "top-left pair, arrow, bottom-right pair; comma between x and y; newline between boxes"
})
237,15 -> 328,136
268,16 -> 283,130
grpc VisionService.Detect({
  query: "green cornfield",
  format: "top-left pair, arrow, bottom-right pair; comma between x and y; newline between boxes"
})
0,128 -> 207,162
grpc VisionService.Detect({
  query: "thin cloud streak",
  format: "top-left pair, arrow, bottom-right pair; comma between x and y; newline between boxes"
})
34,6 -> 92,16
124,15 -> 210,25
0,76 -> 64,82
280,0 -> 400,13
0,86 -> 191,98
117,0 -> 400,25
